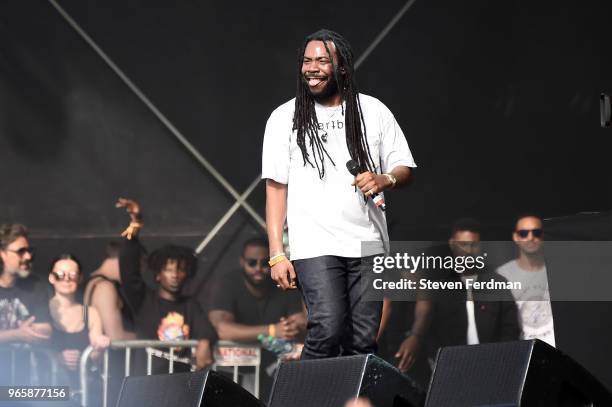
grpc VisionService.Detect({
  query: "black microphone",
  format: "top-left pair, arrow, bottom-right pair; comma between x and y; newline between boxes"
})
346,160 -> 386,211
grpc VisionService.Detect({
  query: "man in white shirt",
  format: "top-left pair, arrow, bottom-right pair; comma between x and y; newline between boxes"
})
262,29 -> 416,359
497,214 -> 556,346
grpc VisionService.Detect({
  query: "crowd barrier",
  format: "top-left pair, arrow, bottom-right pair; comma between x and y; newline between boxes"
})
0,345 -> 59,386
80,339 -> 261,407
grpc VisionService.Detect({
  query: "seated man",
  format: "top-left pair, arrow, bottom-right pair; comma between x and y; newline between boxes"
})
116,198 -> 215,372
0,223 -> 52,384
208,237 -> 305,397
84,241 -> 136,340
428,219 -> 519,352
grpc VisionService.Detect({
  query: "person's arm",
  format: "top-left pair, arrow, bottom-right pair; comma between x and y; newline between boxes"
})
208,310 -> 298,342
266,179 -> 296,290
395,300 -> 432,372
119,235 -> 147,313
353,165 -> 412,197
87,307 -> 110,359
377,298 -> 392,341
116,198 -> 147,313
89,280 -> 135,340
0,316 -> 51,344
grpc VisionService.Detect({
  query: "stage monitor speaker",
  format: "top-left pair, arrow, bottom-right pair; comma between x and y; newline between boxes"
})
425,339 -> 612,407
268,354 -> 425,407
115,369 -> 265,407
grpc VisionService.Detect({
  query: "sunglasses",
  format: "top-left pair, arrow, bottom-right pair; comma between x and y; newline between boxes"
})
6,247 -> 35,257
51,270 -> 80,282
516,229 -> 543,238
244,258 -> 270,268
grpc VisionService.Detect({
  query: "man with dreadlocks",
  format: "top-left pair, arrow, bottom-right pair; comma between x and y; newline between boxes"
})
262,29 -> 416,359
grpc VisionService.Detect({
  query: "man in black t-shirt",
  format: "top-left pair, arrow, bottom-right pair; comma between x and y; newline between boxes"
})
0,223 -> 52,384
208,237 -> 305,343
116,199 -> 216,372
208,237 -> 305,399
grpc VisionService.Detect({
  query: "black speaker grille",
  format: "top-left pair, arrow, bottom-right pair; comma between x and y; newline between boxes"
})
116,370 -> 206,407
425,341 -> 534,407
268,355 -> 367,407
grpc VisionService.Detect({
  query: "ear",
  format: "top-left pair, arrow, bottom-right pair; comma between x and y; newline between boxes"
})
512,232 -> 519,243
155,273 -> 160,282
48,273 -> 56,284
239,256 -> 245,268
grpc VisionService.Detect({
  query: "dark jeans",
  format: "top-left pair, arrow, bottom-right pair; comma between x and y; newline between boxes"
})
293,255 -> 383,359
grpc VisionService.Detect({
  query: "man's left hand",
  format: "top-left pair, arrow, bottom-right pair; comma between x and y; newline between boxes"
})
352,172 -> 391,197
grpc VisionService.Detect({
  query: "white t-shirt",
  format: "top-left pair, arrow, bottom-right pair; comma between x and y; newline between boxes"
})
496,259 -> 556,347
261,94 -> 416,260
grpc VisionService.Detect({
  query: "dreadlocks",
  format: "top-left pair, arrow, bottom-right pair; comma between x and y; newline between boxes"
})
293,29 -> 375,179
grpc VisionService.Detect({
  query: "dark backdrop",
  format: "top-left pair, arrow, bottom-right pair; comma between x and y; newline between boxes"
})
1,0 -> 611,389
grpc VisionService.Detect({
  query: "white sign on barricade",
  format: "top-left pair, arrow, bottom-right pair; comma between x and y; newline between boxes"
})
213,343 -> 261,367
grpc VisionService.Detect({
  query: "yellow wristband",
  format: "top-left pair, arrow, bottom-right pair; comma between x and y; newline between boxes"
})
121,221 -> 143,240
269,255 -> 287,267
268,324 -> 276,337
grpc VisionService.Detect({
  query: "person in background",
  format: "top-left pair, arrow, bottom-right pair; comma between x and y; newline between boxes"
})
0,224 -> 52,344
428,219 -> 519,352
116,198 -> 215,372
48,254 -> 110,391
208,237 -> 305,399
497,214 -> 555,346
0,223 -> 52,384
84,242 -> 135,340
208,237 -> 305,343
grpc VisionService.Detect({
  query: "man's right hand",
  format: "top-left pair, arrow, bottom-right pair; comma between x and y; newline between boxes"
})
271,259 -> 297,290
16,317 -> 50,343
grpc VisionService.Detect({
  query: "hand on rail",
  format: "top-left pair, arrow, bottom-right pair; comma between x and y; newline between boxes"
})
91,334 -> 111,350
195,339 -> 214,370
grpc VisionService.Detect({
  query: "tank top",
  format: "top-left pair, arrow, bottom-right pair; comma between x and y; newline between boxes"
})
51,305 -> 90,351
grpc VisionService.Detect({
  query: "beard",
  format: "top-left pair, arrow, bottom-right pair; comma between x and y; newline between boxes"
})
303,72 -> 341,102
242,269 -> 274,289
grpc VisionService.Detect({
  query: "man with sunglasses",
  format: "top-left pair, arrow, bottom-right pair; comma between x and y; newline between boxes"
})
497,214 -> 555,346
0,223 -> 52,345
208,237 -> 305,398
0,224 -> 52,386
209,237 -> 305,343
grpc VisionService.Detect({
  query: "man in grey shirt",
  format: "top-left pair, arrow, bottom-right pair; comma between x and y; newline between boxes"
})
497,214 -> 555,346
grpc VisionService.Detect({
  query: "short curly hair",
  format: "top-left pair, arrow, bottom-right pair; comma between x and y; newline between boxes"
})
147,244 -> 197,277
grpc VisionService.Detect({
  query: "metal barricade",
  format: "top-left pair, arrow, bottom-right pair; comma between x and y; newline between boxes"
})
80,339 -> 261,407
212,340 -> 261,398
0,345 -> 59,386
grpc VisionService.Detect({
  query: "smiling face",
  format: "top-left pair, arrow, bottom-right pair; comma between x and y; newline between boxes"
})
301,40 -> 342,104
49,258 -> 81,296
1,236 -> 33,278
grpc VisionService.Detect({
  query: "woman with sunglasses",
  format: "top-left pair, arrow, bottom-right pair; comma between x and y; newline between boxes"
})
48,254 -> 110,393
